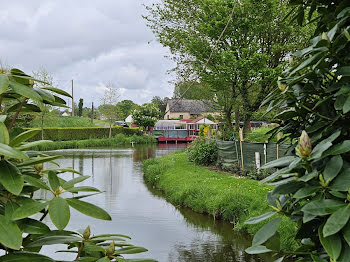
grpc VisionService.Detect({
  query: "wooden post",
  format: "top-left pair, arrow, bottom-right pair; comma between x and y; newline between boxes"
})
277,132 -> 281,159
239,128 -> 244,169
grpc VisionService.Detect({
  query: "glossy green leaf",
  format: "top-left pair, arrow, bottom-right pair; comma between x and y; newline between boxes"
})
338,244 -> 350,262
34,88 -> 55,102
115,246 -> 148,254
289,52 -> 325,76
338,66 -> 350,76
0,215 -> 22,250
49,197 -> 70,230
0,252 -> 55,262
96,258 -> 110,262
323,205 -> 350,237
261,156 -> 297,169
0,143 -> 28,160
26,235 -> 82,247
0,74 -> 9,95
12,199 -> 47,220
10,129 -> 40,147
0,160 -> 24,195
42,87 -> 72,98
324,155 -> 343,181
23,175 -> 50,191
62,176 -> 90,189
16,218 -> 50,234
325,141 -> 350,156
47,171 -> 60,191
252,218 -> 281,246
293,186 -> 320,199
0,122 -> 9,145
330,168 -> 350,191
245,245 -> 272,254
319,226 -> 342,260
301,199 -> 346,216
245,212 -> 276,225
16,140 -> 52,150
9,80 -> 42,101
343,95 -> 350,114
343,222 -> 350,246
66,186 -> 100,193
66,198 -> 111,220
91,233 -> 131,240
0,115 -> 6,122
18,155 -> 61,167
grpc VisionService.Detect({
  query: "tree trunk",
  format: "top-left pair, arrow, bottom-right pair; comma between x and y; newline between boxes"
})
234,110 -> 240,133
224,108 -> 233,140
109,123 -> 112,139
243,114 -> 252,139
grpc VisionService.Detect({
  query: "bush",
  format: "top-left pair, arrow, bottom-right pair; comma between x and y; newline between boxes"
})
28,126 -> 142,141
186,139 -> 218,166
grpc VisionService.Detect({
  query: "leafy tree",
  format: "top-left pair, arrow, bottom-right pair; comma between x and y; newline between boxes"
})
144,0 -> 311,138
116,99 -> 138,120
151,96 -> 169,116
173,81 -> 212,100
0,68 -> 155,261
99,83 -> 121,138
245,1 -> 350,261
132,103 -> 161,131
78,98 -> 83,117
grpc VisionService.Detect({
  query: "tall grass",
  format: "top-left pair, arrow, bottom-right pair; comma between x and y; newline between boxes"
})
32,134 -> 156,151
29,114 -> 94,127
142,152 -> 298,251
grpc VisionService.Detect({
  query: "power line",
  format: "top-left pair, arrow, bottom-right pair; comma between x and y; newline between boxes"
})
164,1 -> 237,116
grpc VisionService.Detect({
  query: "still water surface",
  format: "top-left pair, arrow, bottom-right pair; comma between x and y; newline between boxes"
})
43,144 -> 272,262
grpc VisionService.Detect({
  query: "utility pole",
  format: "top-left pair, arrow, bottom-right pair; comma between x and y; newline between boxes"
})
91,102 -> 94,125
71,79 -> 74,117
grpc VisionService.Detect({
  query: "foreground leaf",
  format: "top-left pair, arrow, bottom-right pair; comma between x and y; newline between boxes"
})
0,160 -> 24,195
323,205 -> 350,237
245,245 -> 272,254
245,212 -> 276,225
319,226 -> 342,260
10,129 -> 40,147
0,215 -> 22,250
252,218 -> 281,246
12,199 -> 47,220
0,143 -> 28,160
115,246 -> 148,254
323,155 -> 343,181
49,197 -> 70,230
26,235 -> 82,247
0,252 -> 54,262
66,198 -> 111,220
0,74 -> 9,95
16,218 -> 50,234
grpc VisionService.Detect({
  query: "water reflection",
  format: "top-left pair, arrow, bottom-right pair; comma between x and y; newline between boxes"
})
42,144 -> 271,262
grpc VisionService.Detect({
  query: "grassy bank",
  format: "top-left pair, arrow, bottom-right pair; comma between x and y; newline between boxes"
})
32,134 -> 156,151
142,152 -> 297,251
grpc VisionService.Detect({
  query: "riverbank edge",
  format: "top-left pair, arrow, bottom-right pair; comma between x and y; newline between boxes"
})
142,151 -> 298,251
31,134 -> 157,151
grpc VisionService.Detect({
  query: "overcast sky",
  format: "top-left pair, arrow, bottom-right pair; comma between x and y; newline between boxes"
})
0,0 -> 175,107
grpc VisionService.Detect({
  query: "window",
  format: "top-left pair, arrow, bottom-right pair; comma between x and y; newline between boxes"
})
179,115 -> 184,119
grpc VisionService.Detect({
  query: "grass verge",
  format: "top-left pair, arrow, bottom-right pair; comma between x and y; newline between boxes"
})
32,134 -> 156,151
142,152 -> 298,251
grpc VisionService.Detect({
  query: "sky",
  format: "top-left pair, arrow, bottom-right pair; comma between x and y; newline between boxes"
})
0,0 -> 175,107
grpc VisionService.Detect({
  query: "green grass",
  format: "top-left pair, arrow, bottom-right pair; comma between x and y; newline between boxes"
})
29,114 -> 94,128
142,152 -> 298,251
31,134 -> 156,151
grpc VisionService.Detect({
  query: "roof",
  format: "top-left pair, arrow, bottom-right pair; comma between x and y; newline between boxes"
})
180,117 -> 216,124
167,99 -> 215,114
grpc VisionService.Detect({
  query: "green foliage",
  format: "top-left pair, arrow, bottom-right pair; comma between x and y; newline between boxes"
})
142,152 -> 298,251
132,103 -> 160,129
29,114 -> 93,128
186,139 -> 218,166
116,99 -> 139,120
172,81 -> 212,100
78,98 -> 83,117
151,96 -> 169,116
30,134 -> 157,151
28,126 -> 142,141
0,69 -> 156,261
247,1 -> 350,261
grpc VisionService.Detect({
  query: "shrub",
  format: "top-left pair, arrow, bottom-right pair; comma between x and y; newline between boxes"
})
186,139 -> 218,166
28,126 -> 142,141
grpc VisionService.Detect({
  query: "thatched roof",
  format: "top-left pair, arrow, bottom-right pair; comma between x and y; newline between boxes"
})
167,99 -> 214,114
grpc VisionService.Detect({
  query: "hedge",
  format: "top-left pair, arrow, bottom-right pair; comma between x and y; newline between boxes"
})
27,127 -> 142,141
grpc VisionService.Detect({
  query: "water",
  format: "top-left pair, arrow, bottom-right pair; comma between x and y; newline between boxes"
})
42,144 -> 272,262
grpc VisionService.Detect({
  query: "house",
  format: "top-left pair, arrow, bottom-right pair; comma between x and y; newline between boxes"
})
164,99 -> 219,120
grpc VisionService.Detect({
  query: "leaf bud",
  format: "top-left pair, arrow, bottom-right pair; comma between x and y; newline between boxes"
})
296,131 -> 312,158
83,226 -> 91,240
106,241 -> 115,256
321,32 -> 330,42
277,77 -> 287,92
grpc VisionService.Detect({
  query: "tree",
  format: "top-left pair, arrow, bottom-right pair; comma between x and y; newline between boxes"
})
99,83 -> 120,138
246,1 -> 350,261
132,103 -> 161,131
173,81 -> 212,100
144,0 -> 311,137
0,68 -> 154,261
78,98 -> 83,117
116,99 -> 138,120
151,96 -> 169,116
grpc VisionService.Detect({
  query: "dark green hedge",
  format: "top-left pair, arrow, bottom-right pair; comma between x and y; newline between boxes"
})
27,127 -> 142,141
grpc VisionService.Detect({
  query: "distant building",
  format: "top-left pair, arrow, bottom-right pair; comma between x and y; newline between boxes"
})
125,114 -> 133,123
164,99 -> 219,120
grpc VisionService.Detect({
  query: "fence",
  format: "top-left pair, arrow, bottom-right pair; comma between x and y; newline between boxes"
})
216,140 -> 292,170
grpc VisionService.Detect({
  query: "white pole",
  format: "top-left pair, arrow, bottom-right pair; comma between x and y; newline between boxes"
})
255,152 -> 261,173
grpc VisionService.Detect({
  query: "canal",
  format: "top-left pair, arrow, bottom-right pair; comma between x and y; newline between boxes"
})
42,144 -> 272,262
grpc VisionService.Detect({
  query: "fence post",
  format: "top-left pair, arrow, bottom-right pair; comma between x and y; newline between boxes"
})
276,132 -> 281,159
239,128 -> 244,169
255,152 -> 261,173
264,142 -> 267,164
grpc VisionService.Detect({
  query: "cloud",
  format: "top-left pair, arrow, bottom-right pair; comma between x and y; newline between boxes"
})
0,0 -> 175,106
